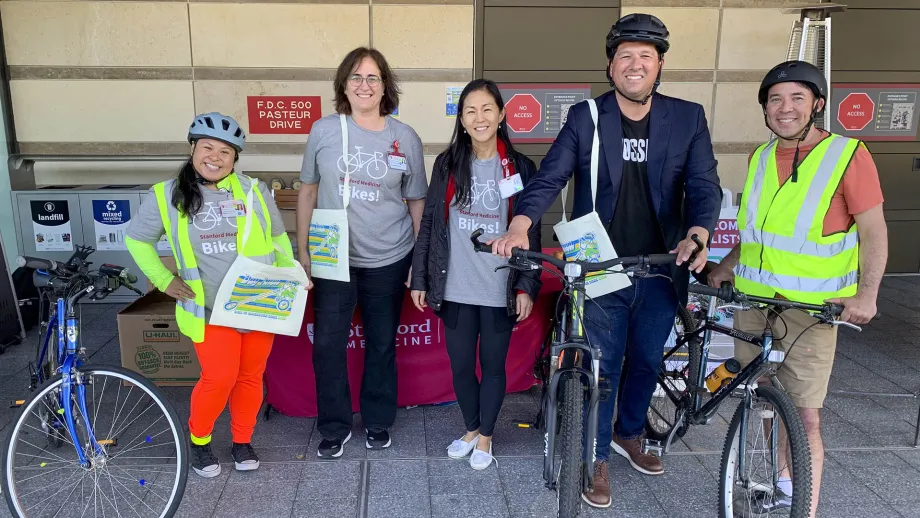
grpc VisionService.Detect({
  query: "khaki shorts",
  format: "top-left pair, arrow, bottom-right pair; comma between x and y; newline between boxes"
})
732,307 -> 838,409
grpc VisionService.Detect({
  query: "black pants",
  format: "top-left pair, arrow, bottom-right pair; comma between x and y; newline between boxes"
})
441,301 -> 516,437
311,250 -> 412,440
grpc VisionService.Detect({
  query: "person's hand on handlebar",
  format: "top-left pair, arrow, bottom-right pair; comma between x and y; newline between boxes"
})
671,228 -> 709,273
486,216 -> 532,257
164,276 -> 195,302
825,292 -> 877,325
707,263 -> 735,288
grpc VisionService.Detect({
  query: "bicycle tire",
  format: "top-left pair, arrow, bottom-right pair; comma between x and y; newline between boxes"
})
2,365 -> 189,518
556,374 -> 584,518
718,385 -> 812,518
645,304 -> 701,441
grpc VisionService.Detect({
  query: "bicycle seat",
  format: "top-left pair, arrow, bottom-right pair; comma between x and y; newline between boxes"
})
690,260 -> 720,286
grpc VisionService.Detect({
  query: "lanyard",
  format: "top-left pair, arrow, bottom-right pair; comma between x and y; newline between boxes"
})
497,137 -> 515,180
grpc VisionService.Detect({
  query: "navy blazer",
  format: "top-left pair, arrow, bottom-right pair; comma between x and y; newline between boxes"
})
514,89 -> 723,303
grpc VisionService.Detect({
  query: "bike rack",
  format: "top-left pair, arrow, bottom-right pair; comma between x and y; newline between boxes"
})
827,388 -> 920,448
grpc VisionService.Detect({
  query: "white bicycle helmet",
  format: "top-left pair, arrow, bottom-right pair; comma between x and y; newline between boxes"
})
187,112 -> 246,152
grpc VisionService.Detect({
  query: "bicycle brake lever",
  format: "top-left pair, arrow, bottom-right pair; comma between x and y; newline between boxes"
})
831,320 -> 862,332
717,304 -> 746,312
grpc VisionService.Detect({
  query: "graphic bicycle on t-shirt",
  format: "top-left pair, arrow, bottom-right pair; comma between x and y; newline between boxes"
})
336,145 -> 387,202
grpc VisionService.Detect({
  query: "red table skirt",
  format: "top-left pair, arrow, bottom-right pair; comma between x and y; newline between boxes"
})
264,262 -> 563,418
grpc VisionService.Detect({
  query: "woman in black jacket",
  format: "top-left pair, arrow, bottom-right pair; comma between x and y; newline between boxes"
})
410,79 -> 542,470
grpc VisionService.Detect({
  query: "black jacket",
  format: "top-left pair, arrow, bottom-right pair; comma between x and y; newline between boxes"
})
411,151 -> 543,316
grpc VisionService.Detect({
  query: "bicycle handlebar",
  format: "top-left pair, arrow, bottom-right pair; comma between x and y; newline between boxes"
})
688,282 -> 844,316
19,252 -> 144,298
17,255 -> 61,272
469,228 -> 678,274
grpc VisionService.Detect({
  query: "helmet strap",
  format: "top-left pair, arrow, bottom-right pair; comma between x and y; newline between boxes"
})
608,60 -> 662,106
763,104 -> 818,183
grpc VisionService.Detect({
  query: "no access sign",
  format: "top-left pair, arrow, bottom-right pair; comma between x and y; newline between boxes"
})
247,96 -> 322,134
836,92 -> 875,131
506,94 -> 542,133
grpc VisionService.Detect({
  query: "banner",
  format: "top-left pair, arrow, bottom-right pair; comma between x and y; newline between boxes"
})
264,271 -> 562,417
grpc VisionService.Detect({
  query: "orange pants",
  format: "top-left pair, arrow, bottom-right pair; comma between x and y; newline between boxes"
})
189,324 -> 274,445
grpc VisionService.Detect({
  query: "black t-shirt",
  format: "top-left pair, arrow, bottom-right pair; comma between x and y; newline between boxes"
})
607,112 -> 667,257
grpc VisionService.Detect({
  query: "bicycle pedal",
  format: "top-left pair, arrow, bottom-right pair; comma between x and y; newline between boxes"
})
642,439 -> 664,457
9,399 -> 24,409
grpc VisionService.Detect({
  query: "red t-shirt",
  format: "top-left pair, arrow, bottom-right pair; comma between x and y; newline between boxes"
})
746,132 -> 884,235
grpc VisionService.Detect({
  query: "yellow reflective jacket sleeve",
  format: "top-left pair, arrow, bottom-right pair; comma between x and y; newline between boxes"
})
125,236 -> 176,292
272,233 -> 296,268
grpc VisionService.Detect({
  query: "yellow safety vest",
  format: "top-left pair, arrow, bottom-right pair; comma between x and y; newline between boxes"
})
734,134 -> 861,305
154,172 -> 275,343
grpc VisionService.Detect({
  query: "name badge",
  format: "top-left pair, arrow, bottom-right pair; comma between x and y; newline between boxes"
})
498,174 -> 524,199
219,199 -> 246,218
387,139 -> 408,171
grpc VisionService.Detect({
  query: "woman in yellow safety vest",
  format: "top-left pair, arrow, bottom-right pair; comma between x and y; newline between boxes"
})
125,112 -> 299,479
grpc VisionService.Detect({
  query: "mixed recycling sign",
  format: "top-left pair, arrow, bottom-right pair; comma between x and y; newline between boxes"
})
92,199 -> 131,251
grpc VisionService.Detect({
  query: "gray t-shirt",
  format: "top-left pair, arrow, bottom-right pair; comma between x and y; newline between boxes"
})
443,154 -> 509,307
299,114 -> 428,268
127,176 -> 286,318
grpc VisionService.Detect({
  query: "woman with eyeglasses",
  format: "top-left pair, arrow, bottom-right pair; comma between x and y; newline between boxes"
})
296,47 -> 428,458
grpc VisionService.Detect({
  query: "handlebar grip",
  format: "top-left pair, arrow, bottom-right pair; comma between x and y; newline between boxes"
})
647,254 -> 678,265
17,255 -> 58,271
126,273 -> 138,284
690,233 -> 706,252
828,303 -> 844,316
688,282 -> 735,302
470,228 -> 494,253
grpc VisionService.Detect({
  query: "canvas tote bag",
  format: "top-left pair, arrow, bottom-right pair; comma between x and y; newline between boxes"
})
210,180 -> 311,336
552,98 -> 631,299
307,114 -> 352,282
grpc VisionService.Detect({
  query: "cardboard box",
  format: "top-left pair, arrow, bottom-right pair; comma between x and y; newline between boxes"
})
117,290 -> 200,386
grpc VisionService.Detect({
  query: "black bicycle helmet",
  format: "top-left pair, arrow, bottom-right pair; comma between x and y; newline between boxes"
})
605,13 -> 670,59
758,60 -> 827,114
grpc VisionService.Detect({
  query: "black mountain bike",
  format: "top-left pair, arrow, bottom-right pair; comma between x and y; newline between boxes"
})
470,229 -> 681,518
644,266 -> 864,517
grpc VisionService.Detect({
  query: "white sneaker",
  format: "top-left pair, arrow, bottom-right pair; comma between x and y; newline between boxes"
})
447,434 -> 479,459
470,443 -> 495,470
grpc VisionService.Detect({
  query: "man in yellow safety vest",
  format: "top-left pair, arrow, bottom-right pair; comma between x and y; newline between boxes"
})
708,60 -> 889,517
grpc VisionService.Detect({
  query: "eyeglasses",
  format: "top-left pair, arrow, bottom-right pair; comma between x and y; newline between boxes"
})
348,74 -> 382,87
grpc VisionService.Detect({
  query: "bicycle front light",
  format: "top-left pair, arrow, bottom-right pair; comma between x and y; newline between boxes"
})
564,263 -> 582,278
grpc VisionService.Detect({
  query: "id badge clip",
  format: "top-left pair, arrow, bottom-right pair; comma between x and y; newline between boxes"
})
387,140 -> 408,171
498,158 -> 523,199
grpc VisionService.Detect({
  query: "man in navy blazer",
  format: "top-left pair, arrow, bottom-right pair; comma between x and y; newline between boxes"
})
489,13 -> 722,508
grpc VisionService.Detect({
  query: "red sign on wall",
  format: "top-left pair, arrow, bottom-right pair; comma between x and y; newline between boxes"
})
247,96 -> 321,134
505,94 -> 542,133
836,92 -> 875,131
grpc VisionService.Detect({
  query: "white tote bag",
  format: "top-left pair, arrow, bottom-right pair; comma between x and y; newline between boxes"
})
210,180 -> 311,336
307,114 -> 352,282
552,98 -> 631,299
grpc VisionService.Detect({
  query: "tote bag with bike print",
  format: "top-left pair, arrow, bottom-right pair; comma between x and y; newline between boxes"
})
210,179 -> 311,336
552,98 -> 631,299
307,114 -> 353,282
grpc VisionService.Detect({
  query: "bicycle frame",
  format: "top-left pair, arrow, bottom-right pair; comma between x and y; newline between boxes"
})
540,274 -> 603,494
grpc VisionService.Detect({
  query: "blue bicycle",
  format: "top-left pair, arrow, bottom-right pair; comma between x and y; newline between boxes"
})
2,245 -> 188,517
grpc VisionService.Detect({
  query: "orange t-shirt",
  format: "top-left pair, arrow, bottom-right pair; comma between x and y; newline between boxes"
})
746,132 -> 884,235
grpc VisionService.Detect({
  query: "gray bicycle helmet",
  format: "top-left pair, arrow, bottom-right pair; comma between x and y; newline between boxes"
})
187,112 -> 246,152
605,13 -> 670,59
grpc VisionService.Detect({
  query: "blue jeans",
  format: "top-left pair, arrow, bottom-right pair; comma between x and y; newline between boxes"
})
584,274 -> 677,461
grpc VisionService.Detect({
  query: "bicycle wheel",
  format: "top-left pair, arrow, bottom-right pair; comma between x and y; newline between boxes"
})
645,304 -> 701,441
719,385 -> 812,518
555,374 -> 584,518
2,365 -> 189,518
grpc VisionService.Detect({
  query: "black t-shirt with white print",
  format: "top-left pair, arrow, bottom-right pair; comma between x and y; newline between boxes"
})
607,112 -> 667,257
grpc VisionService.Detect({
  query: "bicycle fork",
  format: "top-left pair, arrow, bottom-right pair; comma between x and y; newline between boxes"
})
58,299 -> 104,468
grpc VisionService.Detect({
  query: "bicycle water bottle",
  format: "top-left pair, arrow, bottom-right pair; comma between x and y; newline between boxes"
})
705,358 -> 741,393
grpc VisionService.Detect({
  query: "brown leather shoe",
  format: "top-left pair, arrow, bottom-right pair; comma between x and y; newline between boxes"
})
612,433 -> 664,475
581,460 -> 612,508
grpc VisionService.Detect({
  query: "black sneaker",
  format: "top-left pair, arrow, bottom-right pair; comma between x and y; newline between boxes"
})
749,486 -> 792,515
230,442 -> 260,471
190,442 -> 221,478
366,428 -> 391,450
317,431 -> 352,458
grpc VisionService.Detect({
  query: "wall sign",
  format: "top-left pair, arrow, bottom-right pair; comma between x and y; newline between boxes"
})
498,84 -> 592,143
92,199 -> 130,251
30,200 -> 73,252
247,96 -> 322,134
830,84 -> 920,140
446,86 -> 463,117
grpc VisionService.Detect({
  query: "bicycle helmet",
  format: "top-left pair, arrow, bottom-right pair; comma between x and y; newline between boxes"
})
605,13 -> 670,59
758,60 -> 827,114
187,112 -> 246,152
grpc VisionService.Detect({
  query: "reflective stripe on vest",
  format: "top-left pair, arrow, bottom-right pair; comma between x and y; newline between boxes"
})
735,264 -> 858,294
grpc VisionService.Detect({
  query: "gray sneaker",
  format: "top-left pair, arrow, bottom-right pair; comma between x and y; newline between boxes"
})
749,486 -> 792,515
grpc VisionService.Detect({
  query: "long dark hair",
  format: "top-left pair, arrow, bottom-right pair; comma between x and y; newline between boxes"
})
439,79 -> 518,209
170,142 -> 239,216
